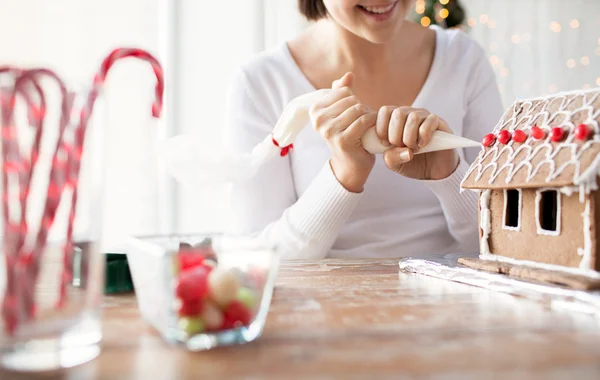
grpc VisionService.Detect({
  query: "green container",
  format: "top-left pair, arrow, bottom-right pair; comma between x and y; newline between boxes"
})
104,253 -> 134,294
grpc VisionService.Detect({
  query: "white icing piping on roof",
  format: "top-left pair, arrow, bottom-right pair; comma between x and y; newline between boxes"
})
462,89 -> 600,191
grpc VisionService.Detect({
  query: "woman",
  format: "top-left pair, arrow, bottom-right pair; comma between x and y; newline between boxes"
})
224,0 -> 504,259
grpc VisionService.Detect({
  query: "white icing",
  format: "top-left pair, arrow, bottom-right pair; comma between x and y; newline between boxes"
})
462,88 -> 600,192
534,188 -> 561,236
479,252 -> 600,279
577,197 -> 593,270
559,186 -> 578,197
479,189 -> 492,255
501,189 -> 522,231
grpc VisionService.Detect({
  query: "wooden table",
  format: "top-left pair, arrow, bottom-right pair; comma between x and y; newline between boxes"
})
4,259 -> 600,379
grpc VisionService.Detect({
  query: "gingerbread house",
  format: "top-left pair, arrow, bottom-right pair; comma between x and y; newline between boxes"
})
460,87 -> 600,289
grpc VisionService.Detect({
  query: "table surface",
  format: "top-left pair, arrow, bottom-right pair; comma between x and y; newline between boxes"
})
3,259 -> 600,379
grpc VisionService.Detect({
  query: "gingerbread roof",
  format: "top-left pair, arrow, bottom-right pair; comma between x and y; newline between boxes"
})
461,87 -> 600,191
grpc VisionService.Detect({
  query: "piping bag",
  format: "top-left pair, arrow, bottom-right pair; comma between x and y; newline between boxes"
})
161,89 -> 480,185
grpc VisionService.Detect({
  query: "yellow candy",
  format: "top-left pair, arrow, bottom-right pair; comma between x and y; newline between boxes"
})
208,268 -> 240,307
237,287 -> 256,310
178,317 -> 205,335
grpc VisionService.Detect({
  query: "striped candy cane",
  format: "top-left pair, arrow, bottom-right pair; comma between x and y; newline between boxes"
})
57,47 -> 164,307
9,69 -> 71,320
0,68 -> 49,334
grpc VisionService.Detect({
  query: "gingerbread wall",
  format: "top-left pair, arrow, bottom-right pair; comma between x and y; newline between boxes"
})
594,191 -> 600,271
486,189 -> 591,268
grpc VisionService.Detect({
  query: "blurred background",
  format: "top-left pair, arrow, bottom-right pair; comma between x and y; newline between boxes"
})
1,0 -> 599,250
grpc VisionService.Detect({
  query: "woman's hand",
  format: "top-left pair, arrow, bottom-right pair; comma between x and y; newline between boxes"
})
309,72 -> 377,193
376,106 -> 459,180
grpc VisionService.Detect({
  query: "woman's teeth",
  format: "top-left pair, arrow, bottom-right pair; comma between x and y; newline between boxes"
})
360,3 -> 395,14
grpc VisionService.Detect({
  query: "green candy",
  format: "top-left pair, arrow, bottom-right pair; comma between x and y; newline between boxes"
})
178,317 -> 205,335
237,287 -> 256,309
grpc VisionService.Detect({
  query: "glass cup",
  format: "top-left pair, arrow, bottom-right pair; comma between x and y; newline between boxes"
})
0,80 -> 106,373
126,233 -> 279,351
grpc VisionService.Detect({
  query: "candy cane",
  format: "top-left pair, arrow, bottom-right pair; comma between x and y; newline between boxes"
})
57,47 -> 164,307
0,69 -> 70,333
0,68 -> 48,333
13,70 -> 71,319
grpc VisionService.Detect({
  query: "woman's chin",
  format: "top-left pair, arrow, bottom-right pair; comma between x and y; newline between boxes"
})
356,25 -> 403,44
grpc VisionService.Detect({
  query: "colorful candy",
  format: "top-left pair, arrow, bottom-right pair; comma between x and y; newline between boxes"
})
531,126 -> 545,140
482,133 -> 495,147
575,124 -> 590,141
550,126 -> 565,142
497,130 -> 511,145
208,268 -> 241,307
512,130 -> 527,143
222,301 -> 252,329
175,266 -> 209,302
179,317 -> 205,335
237,287 -> 256,310
178,299 -> 204,317
201,301 -> 224,330
172,245 -> 261,336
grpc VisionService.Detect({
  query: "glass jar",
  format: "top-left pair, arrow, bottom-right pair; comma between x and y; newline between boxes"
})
126,233 -> 279,351
0,78 -> 106,373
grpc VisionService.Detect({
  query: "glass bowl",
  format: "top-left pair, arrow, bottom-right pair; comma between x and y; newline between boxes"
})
124,234 -> 279,351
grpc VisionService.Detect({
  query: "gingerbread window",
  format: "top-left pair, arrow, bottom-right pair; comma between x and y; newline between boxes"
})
536,189 -> 561,236
503,189 -> 521,230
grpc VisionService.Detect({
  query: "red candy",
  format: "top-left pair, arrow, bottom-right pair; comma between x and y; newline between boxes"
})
550,126 -> 564,142
482,133 -> 495,147
221,300 -> 252,329
575,124 -> 590,141
530,126 -> 545,140
178,299 -> 204,317
176,266 -> 209,302
512,130 -> 527,143
178,252 -> 205,272
497,130 -> 511,144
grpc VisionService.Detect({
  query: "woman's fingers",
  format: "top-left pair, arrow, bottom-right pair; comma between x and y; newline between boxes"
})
335,102 -> 370,130
383,146 -> 414,173
315,95 -> 359,125
332,72 -> 354,89
387,107 -> 412,147
376,106 -> 394,143
311,86 -> 353,112
344,112 -> 378,143
402,110 -> 429,150
377,106 -> 444,150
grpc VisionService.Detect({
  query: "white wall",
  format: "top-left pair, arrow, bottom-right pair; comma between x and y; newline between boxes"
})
174,0 -> 308,235
461,0 -> 600,106
0,0 -> 309,249
0,0 -> 163,249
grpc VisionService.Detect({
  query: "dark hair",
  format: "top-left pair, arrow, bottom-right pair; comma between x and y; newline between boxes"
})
298,0 -> 328,21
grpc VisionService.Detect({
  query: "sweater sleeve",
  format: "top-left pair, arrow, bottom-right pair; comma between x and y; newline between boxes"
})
422,43 -> 504,252
224,67 -> 362,259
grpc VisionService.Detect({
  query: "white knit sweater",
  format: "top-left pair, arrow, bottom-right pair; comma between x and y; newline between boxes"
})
224,26 -> 504,259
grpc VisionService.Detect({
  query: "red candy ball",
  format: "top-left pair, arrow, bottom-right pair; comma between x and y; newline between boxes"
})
178,299 -> 204,317
530,126 -> 545,140
221,300 -> 252,329
512,130 -> 527,143
575,124 -> 590,141
497,130 -> 511,144
178,252 -> 205,272
550,127 -> 564,142
176,266 -> 209,302
482,133 -> 495,147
